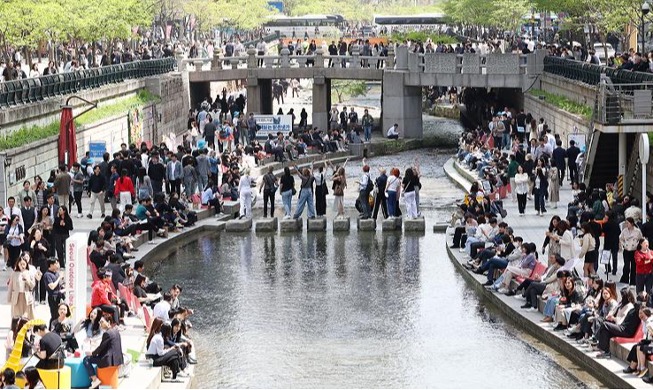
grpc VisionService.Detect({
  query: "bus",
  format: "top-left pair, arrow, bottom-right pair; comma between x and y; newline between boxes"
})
263,14 -> 345,39
373,14 -> 448,27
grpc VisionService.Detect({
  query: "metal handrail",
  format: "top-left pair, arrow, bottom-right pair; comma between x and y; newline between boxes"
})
0,57 -> 176,109
543,56 -> 653,85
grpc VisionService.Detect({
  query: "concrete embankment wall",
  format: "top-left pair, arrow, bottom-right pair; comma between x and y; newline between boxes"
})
2,73 -> 188,199
523,93 -> 591,146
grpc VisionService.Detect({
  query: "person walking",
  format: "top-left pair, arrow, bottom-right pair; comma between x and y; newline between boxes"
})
238,168 -> 254,219
7,255 -> 35,319
532,159 -> 548,216
292,166 -> 316,220
567,140 -> 581,184
52,206 -> 73,268
280,167 -> 295,219
87,165 -> 106,219
362,109 -> 374,143
548,165 -> 560,209
514,165 -> 529,215
71,163 -> 84,218
114,169 -> 135,213
53,165 -> 71,214
166,154 -> 182,196
260,166 -> 278,218
314,166 -> 328,217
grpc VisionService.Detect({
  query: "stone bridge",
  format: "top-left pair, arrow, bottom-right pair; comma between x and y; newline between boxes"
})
181,46 -> 545,138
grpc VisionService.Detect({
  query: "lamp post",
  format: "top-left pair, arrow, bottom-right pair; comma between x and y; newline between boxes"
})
642,1 -> 650,52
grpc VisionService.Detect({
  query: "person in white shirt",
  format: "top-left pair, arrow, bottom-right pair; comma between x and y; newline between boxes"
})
387,123 -> 399,139
238,167 -> 253,219
152,292 -> 172,321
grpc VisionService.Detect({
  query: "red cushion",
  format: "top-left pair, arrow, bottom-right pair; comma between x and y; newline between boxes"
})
614,323 -> 644,344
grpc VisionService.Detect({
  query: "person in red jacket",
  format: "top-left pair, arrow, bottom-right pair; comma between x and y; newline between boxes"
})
91,268 -> 121,325
114,169 -> 135,212
635,238 -> 653,294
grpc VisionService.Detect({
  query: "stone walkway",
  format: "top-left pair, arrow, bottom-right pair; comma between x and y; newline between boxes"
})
444,157 -> 650,389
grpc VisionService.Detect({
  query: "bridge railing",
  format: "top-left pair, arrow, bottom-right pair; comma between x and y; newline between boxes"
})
0,58 -> 176,109
403,52 -> 536,76
178,48 -> 390,72
544,56 -> 653,85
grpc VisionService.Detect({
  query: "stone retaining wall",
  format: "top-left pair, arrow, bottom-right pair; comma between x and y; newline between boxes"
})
523,93 -> 591,147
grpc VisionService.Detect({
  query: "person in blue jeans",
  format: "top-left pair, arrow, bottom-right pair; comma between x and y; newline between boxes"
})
475,237 -> 523,286
292,166 -> 316,219
362,109 -> 374,143
356,164 -> 373,219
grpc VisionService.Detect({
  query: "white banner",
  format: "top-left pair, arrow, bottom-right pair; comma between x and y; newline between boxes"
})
254,115 -> 293,139
65,233 -> 88,326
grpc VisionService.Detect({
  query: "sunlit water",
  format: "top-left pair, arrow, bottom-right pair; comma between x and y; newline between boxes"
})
149,149 -> 589,389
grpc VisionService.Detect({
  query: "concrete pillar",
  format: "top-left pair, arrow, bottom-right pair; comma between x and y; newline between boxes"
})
619,132 -> 627,176
247,46 -> 257,69
312,76 -> 329,131
381,72 -> 423,139
315,47 -> 324,68
386,44 -> 395,69
395,45 -> 408,71
246,77 -> 260,114
212,47 -> 222,70
280,45 -> 290,68
351,44 -> 361,69
175,47 -> 185,71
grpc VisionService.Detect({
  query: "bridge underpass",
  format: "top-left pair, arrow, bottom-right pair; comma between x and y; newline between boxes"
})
182,46 -> 545,138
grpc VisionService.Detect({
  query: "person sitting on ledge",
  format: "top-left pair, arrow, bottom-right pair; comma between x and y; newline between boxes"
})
593,287 -> 640,359
623,305 -> 653,381
386,123 -> 399,140
146,318 -> 188,382
519,254 -> 565,310
472,236 -> 522,287
493,242 -> 537,295
82,314 -> 123,389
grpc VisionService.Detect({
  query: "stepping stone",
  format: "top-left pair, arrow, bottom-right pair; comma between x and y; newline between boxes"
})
433,223 -> 449,233
280,218 -> 302,232
255,217 -> 278,232
225,218 -> 252,232
333,217 -> 351,232
404,217 -> 426,232
307,217 -> 327,231
357,218 -> 376,231
382,217 -> 402,231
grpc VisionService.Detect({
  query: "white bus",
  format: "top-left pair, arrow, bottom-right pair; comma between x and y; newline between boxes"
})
373,14 -> 448,27
263,14 -> 344,39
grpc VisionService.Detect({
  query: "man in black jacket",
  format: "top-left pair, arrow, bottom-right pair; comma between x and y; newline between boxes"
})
551,140 -> 567,186
148,153 -> 166,195
566,140 -> 581,184
88,165 -> 107,218
83,316 -> 124,388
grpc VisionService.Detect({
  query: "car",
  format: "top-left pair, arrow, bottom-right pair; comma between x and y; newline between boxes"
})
593,42 -> 615,64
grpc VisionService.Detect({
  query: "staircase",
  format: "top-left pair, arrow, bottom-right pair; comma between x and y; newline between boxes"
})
586,132 -> 623,189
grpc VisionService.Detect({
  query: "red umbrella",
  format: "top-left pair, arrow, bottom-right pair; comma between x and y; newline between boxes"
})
58,97 -> 97,168
58,105 -> 77,168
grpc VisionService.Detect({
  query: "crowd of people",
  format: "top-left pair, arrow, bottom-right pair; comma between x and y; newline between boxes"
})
453,107 -> 653,381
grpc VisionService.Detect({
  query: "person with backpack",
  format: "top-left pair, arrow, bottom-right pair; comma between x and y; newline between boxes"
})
356,163 -> 373,219
135,167 -> 153,201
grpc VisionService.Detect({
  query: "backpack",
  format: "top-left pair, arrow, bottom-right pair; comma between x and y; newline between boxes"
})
365,174 -> 374,193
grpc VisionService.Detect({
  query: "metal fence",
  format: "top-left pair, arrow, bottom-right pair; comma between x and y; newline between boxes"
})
0,57 -> 176,108
544,56 -> 653,85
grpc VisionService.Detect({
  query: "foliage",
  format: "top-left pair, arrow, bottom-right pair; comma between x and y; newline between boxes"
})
528,89 -> 593,120
182,0 -> 278,31
390,31 -> 458,44
331,80 -> 368,103
0,0 -> 153,59
0,90 -> 159,151
285,0 -> 442,23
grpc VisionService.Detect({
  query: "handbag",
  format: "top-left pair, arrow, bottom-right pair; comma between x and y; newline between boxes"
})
291,187 -> 296,196
600,249 -> 612,265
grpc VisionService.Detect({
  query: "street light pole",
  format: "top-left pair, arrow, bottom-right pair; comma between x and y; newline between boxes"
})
643,1 -> 650,52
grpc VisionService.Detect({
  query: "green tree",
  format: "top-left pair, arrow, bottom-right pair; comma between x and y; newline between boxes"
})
331,80 -> 368,103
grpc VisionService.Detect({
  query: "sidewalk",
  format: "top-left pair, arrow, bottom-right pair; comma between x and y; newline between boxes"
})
444,157 -> 648,389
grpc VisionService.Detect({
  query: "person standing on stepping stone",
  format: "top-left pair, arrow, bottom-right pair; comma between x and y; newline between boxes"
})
239,168 -> 254,219
313,165 -> 329,217
260,166 -> 278,218
292,166 -> 316,220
